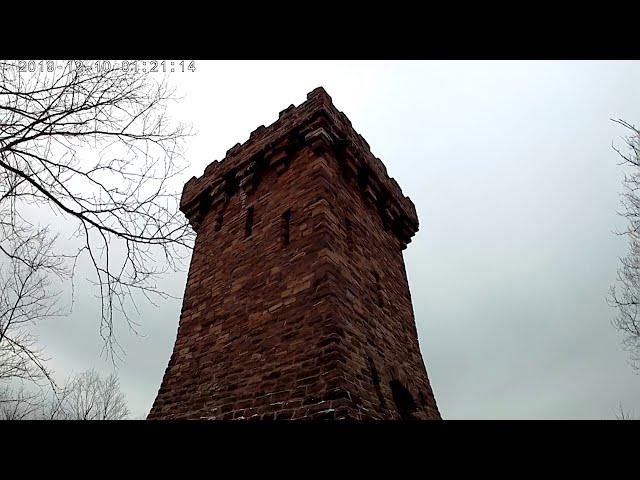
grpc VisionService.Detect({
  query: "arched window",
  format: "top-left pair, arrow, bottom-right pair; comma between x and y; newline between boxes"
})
368,357 -> 386,408
389,380 -> 417,420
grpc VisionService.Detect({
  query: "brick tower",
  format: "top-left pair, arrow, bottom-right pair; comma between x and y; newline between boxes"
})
148,87 -> 440,420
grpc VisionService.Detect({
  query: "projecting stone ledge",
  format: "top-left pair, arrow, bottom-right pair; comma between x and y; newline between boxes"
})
179,87 -> 419,247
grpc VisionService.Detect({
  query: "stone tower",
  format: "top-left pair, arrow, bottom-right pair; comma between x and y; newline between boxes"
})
148,87 -> 440,420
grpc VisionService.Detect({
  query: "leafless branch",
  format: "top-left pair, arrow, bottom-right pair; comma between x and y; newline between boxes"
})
0,60 -> 195,366
0,369 -> 130,420
609,118 -> 640,372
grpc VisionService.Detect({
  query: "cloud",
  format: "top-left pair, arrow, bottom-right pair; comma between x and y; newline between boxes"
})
29,61 -> 640,419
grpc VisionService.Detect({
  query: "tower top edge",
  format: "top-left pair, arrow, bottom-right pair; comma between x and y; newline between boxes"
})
180,87 -> 419,243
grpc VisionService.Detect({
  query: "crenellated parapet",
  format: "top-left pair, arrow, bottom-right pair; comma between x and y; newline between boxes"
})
180,87 -> 419,248
149,86 -> 441,421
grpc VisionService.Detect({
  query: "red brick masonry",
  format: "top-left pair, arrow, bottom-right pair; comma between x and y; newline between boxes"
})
148,87 -> 441,420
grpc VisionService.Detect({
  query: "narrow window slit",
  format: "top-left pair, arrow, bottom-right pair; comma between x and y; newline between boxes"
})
214,212 -> 224,232
357,166 -> 369,189
374,271 -> 384,308
390,380 -> 417,420
368,357 -> 386,408
245,206 -> 254,237
368,357 -> 380,385
282,209 -> 291,245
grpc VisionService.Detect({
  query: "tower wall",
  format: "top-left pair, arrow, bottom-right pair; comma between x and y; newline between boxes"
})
148,87 -> 440,420
317,151 -> 440,419
149,145 -> 348,420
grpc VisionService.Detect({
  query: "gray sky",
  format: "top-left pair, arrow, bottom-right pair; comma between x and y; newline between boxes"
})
34,61 -> 640,419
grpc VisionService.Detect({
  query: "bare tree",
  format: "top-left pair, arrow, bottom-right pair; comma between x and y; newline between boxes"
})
0,60 -> 194,370
0,225 -> 66,387
609,119 -> 640,372
0,382 -> 46,420
615,402 -> 638,420
53,369 -> 129,420
0,369 -> 130,420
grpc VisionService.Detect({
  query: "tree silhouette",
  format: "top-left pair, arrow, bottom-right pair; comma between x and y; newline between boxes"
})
0,60 -> 194,383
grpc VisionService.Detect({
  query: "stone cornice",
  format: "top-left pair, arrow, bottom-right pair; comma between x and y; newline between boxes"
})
180,87 -> 419,247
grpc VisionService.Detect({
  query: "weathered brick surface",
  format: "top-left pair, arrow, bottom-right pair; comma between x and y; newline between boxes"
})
147,87 -> 440,420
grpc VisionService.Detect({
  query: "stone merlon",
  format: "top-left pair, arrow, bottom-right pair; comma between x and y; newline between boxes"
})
180,87 -> 420,246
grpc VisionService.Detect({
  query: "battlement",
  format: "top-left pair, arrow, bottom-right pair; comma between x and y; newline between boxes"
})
180,87 -> 419,247
149,86 -> 440,420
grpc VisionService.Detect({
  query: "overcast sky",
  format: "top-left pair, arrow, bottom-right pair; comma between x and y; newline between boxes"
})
33,60 -> 640,419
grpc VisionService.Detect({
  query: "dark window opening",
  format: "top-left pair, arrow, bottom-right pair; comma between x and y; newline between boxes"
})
368,357 -> 386,408
282,209 -> 291,245
368,357 -> 380,385
373,271 -> 384,308
250,154 -> 269,189
223,171 -> 239,197
245,206 -> 254,238
357,166 -> 369,189
389,380 -> 417,420
214,212 -> 224,232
